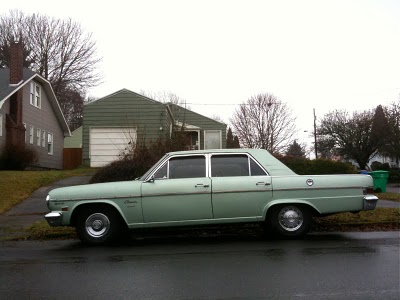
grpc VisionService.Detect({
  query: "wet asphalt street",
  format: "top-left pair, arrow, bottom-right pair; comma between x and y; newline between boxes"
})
1,231 -> 399,300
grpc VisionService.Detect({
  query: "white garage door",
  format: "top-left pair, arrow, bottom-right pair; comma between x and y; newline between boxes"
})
90,127 -> 136,167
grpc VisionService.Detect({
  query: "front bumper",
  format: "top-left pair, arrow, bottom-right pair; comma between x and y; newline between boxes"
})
363,195 -> 379,210
44,212 -> 63,227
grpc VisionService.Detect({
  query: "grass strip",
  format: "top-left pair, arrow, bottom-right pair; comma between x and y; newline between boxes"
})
312,207 -> 400,232
377,192 -> 400,202
0,166 -> 94,214
21,221 -> 77,240
313,207 -> 400,224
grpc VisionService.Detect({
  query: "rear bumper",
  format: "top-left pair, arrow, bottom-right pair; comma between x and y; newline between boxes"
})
44,212 -> 63,227
363,195 -> 379,210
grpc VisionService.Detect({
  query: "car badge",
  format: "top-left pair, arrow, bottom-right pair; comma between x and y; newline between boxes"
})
306,179 -> 314,186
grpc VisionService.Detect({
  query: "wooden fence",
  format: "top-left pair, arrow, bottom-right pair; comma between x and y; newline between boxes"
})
63,148 -> 83,170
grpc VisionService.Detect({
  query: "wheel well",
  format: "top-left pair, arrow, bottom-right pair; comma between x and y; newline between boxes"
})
70,203 -> 124,227
266,203 -> 320,219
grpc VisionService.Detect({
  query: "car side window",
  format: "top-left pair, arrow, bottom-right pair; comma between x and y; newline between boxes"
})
211,155 -> 249,177
153,163 -> 168,179
250,158 -> 267,176
169,156 -> 206,179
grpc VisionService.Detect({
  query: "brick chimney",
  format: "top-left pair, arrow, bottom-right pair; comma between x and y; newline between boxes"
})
9,41 -> 23,85
6,41 -> 25,148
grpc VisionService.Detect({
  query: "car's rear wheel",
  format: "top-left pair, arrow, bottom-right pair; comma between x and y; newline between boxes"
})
76,206 -> 125,245
266,204 -> 312,238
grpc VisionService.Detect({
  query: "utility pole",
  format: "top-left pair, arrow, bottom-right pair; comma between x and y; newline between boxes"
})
314,108 -> 318,159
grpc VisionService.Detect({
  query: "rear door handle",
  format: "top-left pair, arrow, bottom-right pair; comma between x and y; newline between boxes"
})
256,182 -> 271,186
195,184 -> 210,188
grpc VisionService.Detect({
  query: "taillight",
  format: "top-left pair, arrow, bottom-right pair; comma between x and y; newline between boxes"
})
363,187 -> 374,195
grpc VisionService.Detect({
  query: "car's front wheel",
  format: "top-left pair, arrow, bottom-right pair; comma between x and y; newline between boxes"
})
75,206 -> 125,245
266,204 -> 312,238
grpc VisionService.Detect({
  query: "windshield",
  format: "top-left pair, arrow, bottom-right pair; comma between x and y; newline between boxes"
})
139,154 -> 170,181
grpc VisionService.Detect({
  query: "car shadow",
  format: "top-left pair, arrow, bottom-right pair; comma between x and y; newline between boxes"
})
59,225 -> 354,250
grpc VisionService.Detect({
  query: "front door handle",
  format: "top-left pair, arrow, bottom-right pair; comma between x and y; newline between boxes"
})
195,184 -> 210,188
256,182 -> 271,186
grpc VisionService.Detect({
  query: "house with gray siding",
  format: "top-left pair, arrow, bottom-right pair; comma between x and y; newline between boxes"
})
83,89 -> 226,167
0,42 -> 70,169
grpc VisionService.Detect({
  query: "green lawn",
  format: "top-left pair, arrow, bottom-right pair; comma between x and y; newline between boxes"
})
314,207 -> 400,224
0,166 -> 94,214
377,192 -> 400,202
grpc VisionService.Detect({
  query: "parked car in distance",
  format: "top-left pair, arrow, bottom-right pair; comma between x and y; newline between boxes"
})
45,149 -> 378,244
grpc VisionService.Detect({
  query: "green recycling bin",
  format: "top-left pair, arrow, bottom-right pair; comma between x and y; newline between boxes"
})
368,170 -> 389,193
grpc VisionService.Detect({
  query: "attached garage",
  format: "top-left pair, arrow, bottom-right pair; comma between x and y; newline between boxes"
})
89,127 -> 136,167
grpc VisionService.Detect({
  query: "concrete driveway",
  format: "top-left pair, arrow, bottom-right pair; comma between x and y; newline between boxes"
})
0,175 -> 92,239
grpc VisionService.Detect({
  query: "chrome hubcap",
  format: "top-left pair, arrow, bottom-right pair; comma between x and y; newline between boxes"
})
278,206 -> 303,231
85,213 -> 110,238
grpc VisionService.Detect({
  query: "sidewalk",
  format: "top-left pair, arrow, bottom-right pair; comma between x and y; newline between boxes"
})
0,175 -> 92,240
386,183 -> 400,194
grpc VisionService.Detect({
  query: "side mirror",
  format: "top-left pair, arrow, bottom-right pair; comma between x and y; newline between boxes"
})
145,175 -> 155,183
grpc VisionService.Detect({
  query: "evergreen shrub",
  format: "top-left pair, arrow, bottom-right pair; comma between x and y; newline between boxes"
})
275,155 -> 357,175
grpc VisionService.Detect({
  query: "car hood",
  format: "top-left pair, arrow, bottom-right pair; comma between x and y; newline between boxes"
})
48,181 -> 142,201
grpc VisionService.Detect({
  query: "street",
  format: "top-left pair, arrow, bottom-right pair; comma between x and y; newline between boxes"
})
0,231 -> 399,299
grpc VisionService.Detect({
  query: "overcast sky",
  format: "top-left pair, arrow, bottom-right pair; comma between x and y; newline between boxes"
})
3,0 -> 400,149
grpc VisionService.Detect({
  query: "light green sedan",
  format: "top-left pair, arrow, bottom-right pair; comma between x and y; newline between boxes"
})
45,149 -> 378,244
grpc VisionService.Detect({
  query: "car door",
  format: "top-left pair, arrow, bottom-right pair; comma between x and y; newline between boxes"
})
141,155 -> 213,223
211,154 -> 273,219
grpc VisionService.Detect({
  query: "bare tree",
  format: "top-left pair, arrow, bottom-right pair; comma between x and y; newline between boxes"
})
318,109 -> 376,169
140,90 -> 190,109
384,99 -> 400,164
1,10 -> 101,91
0,10 -> 102,129
0,10 -> 33,68
57,84 -> 84,131
210,114 -> 225,123
230,94 -> 297,154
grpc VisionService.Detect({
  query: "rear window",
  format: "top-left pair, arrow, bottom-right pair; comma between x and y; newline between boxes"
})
211,154 -> 267,177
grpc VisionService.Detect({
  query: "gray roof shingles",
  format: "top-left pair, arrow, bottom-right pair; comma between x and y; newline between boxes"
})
0,68 -> 36,100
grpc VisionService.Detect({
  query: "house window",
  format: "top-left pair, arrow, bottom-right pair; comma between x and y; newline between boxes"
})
0,114 -> 2,137
42,130 -> 46,147
47,133 -> 53,155
36,128 -> 41,146
30,82 -> 41,108
29,125 -> 34,144
204,130 -> 222,149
